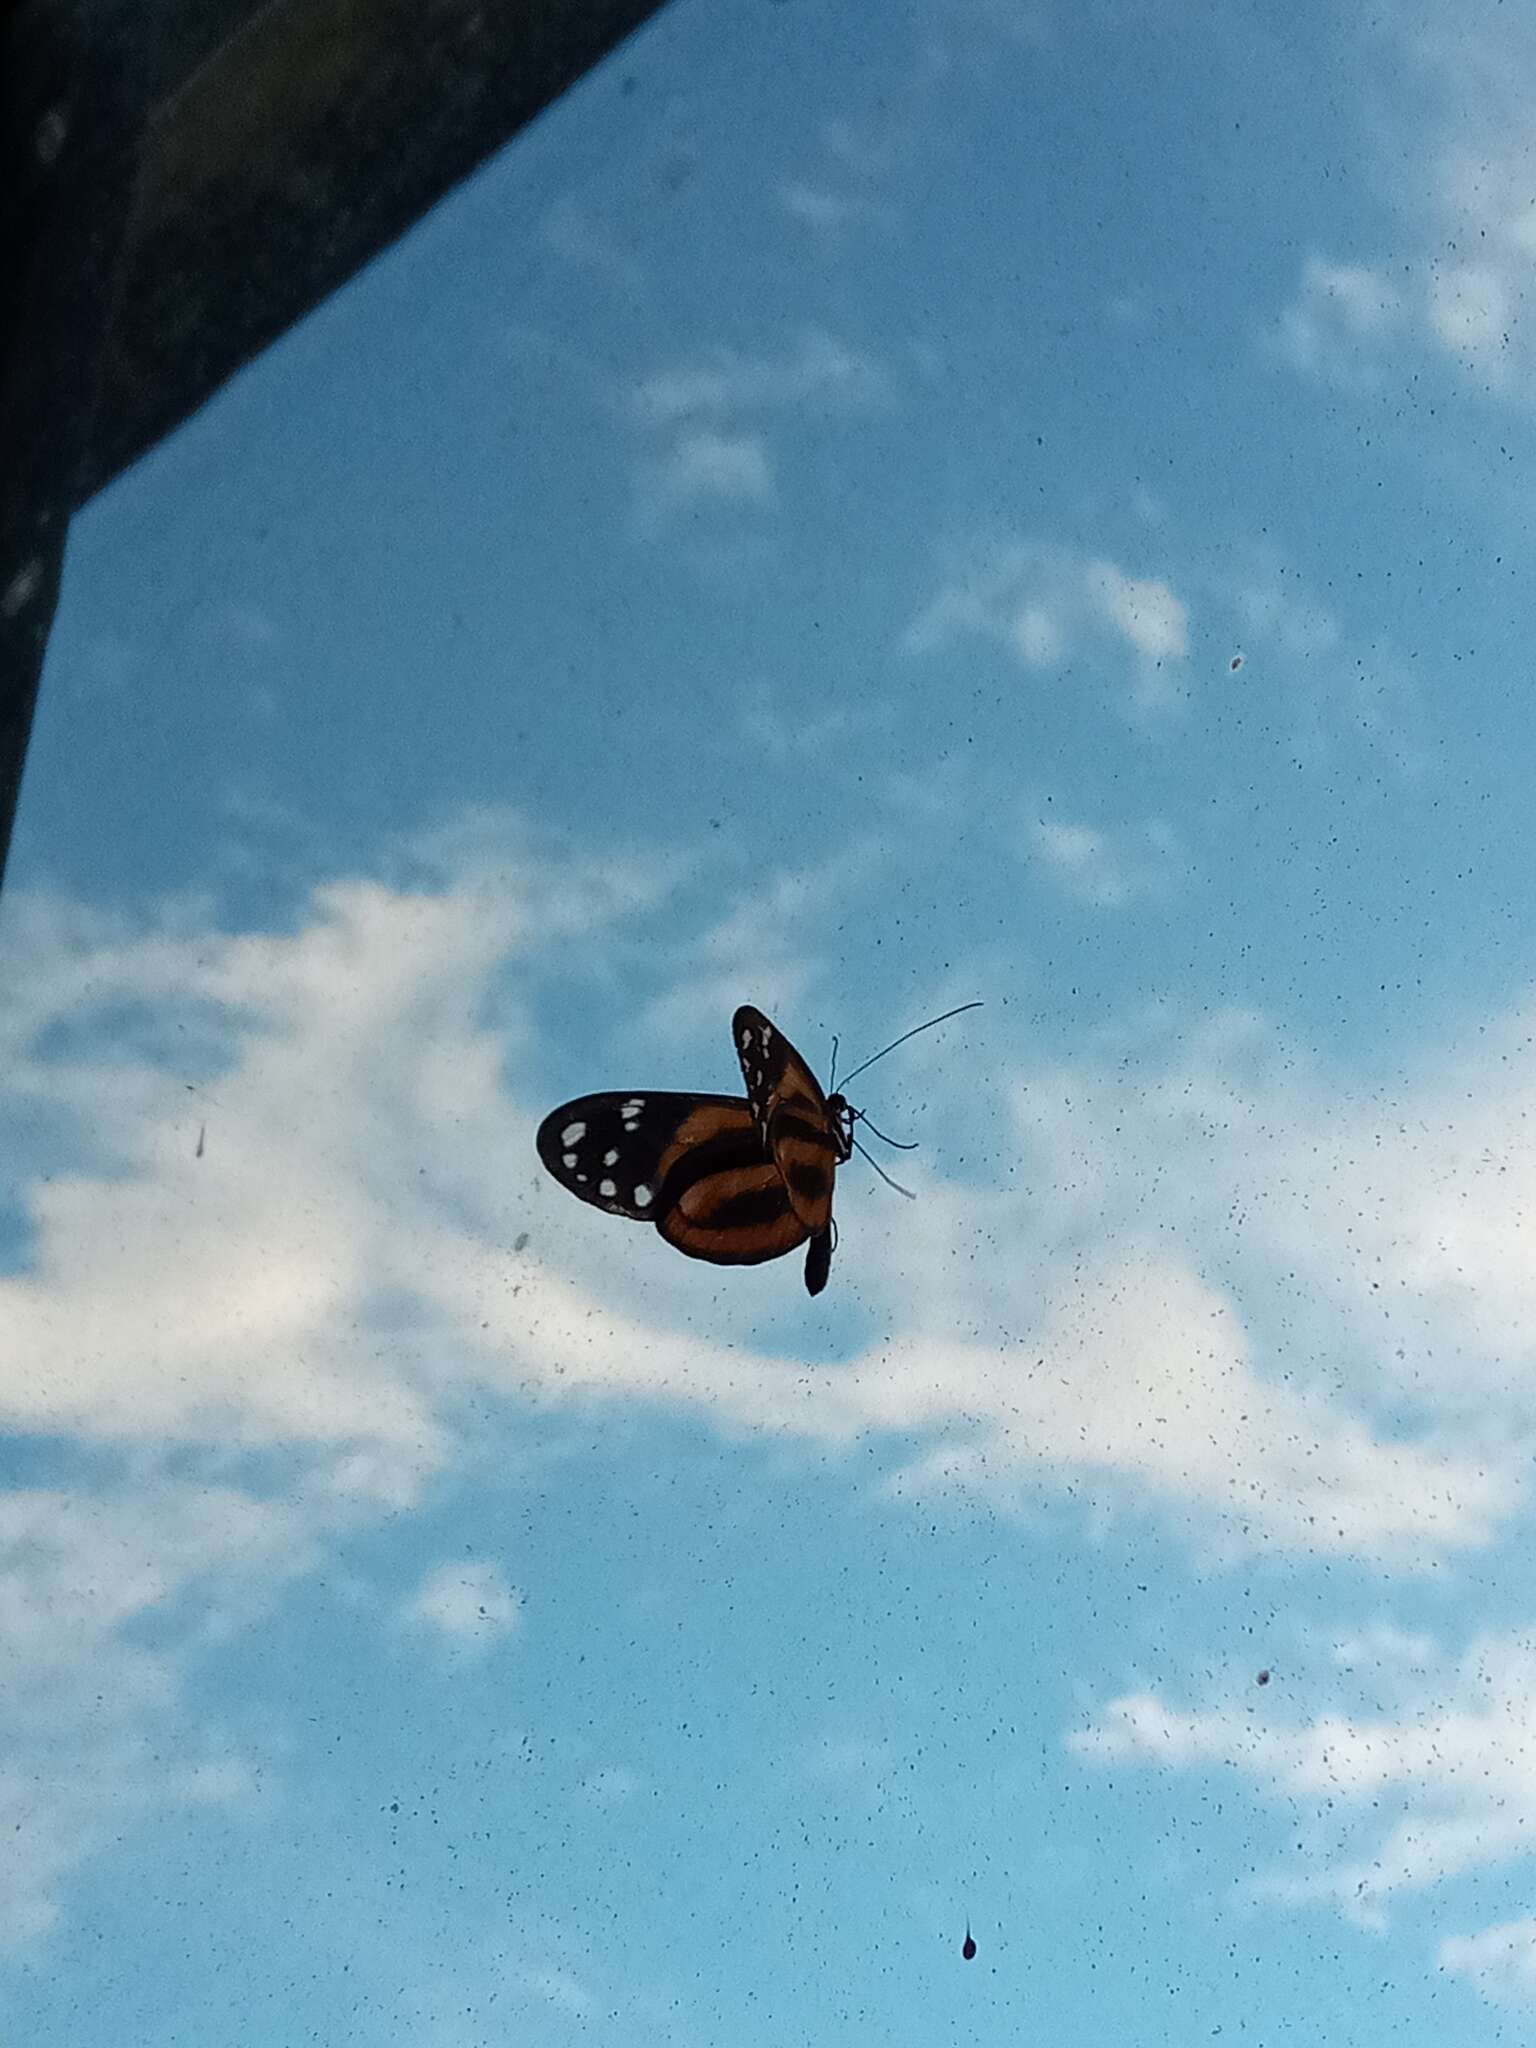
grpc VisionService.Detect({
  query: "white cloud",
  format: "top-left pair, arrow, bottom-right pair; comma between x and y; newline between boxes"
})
579,1766 -> 641,1805
1028,814 -> 1184,908
1441,1918 -> 1536,2009
636,842 -> 875,1047
0,826 -> 674,1939
1427,262 -> 1511,372
1209,542 -> 1424,778
632,331 -> 885,427
1084,558 -> 1188,663
629,331 -> 883,519
858,1254 -> 1503,1563
220,601 -> 280,648
1006,1000 -> 1536,1428
516,1964 -> 594,2017
0,1484 -> 305,1945
778,182 -> 892,237
414,1216 -> 1503,1565
1410,8 -> 1536,390
964,0 -> 1053,48
905,538 -> 1192,711
407,1560 -> 520,1647
1074,1631 -> 1536,1932
541,194 -> 645,291
1330,1623 -> 1435,1672
1031,819 -> 1119,903
779,182 -> 858,231
1011,602 -> 1065,667
1274,257 -> 1405,380
737,674 -> 891,766
659,429 -> 773,505
809,1736 -> 893,1779
915,529 -> 1418,771
2,838 -> 1520,1570
1272,9 -> 1536,399
0,822 -> 667,1495
1229,552 -> 1340,659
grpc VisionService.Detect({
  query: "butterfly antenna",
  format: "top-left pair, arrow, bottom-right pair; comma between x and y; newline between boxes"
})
836,1001 -> 983,1089
852,1109 -> 919,1151
853,1137 -> 917,1200
829,1033 -> 840,1094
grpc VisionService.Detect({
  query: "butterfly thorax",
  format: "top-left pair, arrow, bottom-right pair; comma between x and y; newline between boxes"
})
825,1092 -> 855,1164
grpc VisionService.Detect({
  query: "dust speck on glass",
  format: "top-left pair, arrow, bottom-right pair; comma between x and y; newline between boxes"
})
5,0 -> 1534,2040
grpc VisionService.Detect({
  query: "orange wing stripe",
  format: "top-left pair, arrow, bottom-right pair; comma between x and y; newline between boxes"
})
769,1106 -> 838,1230
659,1163 -> 809,1264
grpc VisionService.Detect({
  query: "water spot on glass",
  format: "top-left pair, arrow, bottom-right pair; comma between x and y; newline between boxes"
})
2,557 -> 43,618
35,107 -> 67,165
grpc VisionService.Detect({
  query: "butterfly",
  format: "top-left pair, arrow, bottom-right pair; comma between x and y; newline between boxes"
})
535,1002 -> 980,1296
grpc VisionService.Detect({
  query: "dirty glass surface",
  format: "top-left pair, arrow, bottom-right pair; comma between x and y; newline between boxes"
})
5,1 -> 1536,2040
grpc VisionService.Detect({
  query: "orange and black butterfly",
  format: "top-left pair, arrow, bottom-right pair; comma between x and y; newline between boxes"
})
535,1002 -> 979,1296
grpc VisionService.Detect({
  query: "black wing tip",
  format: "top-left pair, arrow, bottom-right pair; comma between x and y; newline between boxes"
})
534,1104 -> 567,1170
535,1097 -> 598,1169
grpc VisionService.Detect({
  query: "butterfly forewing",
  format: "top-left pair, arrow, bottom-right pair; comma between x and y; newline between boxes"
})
536,1089 -> 813,1268
537,1091 -> 746,1220
732,1005 -> 847,1234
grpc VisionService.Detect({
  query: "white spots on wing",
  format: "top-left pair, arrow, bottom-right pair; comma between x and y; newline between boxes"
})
599,1178 -> 618,1199
740,1027 -> 753,1049
561,1120 -> 587,1146
576,1172 -> 589,1183
603,1149 -> 620,1167
634,1184 -> 653,1208
562,1152 -> 578,1170
620,1096 -> 645,1132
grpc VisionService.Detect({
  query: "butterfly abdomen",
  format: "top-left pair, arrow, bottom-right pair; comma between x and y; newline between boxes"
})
803,1230 -> 832,1296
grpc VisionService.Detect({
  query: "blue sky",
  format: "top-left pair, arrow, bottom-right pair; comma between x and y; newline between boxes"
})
7,0 -> 1536,2037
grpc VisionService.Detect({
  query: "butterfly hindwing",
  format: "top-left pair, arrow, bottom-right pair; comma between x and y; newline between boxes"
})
654,1122 -> 812,1267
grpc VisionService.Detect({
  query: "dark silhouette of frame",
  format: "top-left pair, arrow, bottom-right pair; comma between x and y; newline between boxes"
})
0,0 -> 671,891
